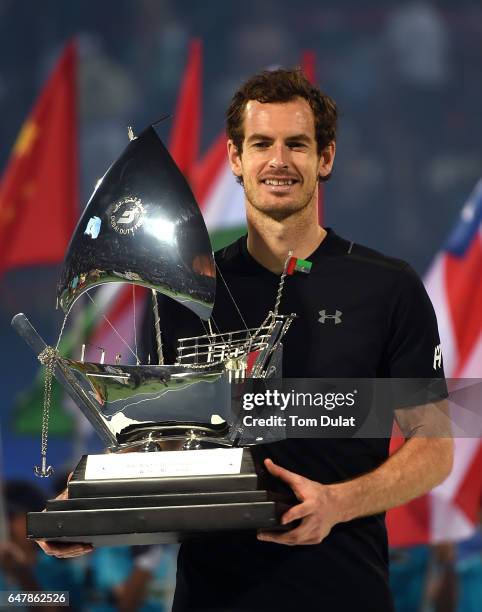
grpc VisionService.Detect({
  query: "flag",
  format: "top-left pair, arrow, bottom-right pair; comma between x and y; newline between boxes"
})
191,132 -> 245,249
169,39 -> 202,179
286,256 -> 312,275
0,41 -> 77,275
301,50 -> 316,84
387,180 -> 482,547
8,41 -> 78,435
301,50 -> 324,226
86,284 -> 148,365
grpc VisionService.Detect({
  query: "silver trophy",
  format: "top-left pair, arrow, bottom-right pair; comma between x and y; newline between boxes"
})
12,125 -> 295,545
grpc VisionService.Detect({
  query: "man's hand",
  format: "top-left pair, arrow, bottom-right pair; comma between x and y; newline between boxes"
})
35,473 -> 94,559
258,433 -> 453,547
257,459 -> 339,546
36,539 -> 93,559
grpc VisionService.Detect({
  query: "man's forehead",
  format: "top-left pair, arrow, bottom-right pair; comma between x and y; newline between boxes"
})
243,98 -> 315,138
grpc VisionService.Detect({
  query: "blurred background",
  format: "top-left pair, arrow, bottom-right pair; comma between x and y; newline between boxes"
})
0,1 -> 481,610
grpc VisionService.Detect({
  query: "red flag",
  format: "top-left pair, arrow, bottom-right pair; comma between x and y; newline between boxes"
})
387,180 -> 482,547
0,41 -> 78,275
191,132 -> 246,241
191,132 -> 227,206
301,50 -> 316,84
301,50 -> 324,226
169,39 -> 202,179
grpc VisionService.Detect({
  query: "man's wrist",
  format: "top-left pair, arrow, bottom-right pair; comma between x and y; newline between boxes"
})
327,481 -> 360,524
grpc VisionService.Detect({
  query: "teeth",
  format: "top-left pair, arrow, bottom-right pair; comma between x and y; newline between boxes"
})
264,179 -> 294,186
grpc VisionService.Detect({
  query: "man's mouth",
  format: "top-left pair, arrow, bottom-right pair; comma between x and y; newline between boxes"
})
260,177 -> 300,193
262,178 -> 297,186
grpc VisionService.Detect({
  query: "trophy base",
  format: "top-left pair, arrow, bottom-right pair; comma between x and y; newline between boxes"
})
27,449 -> 290,546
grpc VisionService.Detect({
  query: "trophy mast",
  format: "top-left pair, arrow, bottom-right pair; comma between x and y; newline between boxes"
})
129,124 -> 168,370
151,289 -> 164,365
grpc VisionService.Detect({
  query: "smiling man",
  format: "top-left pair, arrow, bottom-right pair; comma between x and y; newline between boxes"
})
169,69 -> 452,611
229,98 -> 333,220
226,76 -> 336,275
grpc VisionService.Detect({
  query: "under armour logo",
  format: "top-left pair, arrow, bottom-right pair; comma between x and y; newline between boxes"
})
318,309 -> 342,324
433,344 -> 442,370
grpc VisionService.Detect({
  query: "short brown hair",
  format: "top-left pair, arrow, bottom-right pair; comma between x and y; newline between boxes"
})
226,68 -> 338,159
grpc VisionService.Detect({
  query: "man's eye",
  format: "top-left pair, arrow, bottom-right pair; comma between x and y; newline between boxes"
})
253,142 -> 270,148
288,142 -> 306,149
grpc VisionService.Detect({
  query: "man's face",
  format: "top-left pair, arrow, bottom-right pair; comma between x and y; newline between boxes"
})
228,97 -> 335,221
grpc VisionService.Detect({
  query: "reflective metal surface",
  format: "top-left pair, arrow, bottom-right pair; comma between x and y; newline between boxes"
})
57,126 -> 215,320
58,360 -> 228,448
12,309 -> 293,453
56,358 -> 286,450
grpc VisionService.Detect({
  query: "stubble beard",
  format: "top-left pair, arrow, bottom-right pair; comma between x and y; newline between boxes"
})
243,180 -> 318,222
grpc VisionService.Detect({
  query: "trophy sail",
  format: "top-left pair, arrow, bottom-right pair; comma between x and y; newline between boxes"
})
57,125 -> 215,320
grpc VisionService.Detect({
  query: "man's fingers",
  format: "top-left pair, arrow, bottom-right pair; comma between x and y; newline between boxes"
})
264,458 -> 303,491
56,489 -> 69,501
258,522 -> 312,546
280,501 -> 311,525
257,530 -> 294,545
50,473 -> 74,503
37,540 -> 93,558
258,517 -> 328,546
43,546 -> 93,558
36,473 -> 90,559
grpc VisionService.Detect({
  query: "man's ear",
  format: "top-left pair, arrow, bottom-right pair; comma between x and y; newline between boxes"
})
227,139 -> 243,179
318,141 -> 336,179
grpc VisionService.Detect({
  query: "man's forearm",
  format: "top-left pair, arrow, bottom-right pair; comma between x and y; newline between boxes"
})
331,437 -> 454,523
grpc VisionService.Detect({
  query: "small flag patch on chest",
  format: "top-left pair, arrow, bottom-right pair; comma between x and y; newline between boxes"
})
286,257 -> 312,275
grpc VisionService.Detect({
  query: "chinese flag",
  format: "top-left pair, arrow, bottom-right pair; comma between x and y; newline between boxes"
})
0,41 -> 77,275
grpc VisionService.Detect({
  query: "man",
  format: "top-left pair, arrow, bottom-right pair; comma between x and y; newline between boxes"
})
39,69 -> 453,611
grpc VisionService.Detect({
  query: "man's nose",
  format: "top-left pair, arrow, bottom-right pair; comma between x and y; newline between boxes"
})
268,144 -> 289,169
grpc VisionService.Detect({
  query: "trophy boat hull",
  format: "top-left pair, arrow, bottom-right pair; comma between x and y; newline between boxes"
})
12,312 -> 293,451
60,358 -> 233,450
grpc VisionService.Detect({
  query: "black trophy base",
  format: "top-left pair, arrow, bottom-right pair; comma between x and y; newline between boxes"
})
27,450 -> 290,546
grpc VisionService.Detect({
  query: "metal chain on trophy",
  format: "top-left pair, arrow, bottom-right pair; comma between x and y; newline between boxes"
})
32,311 -> 70,478
35,345 -> 58,478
